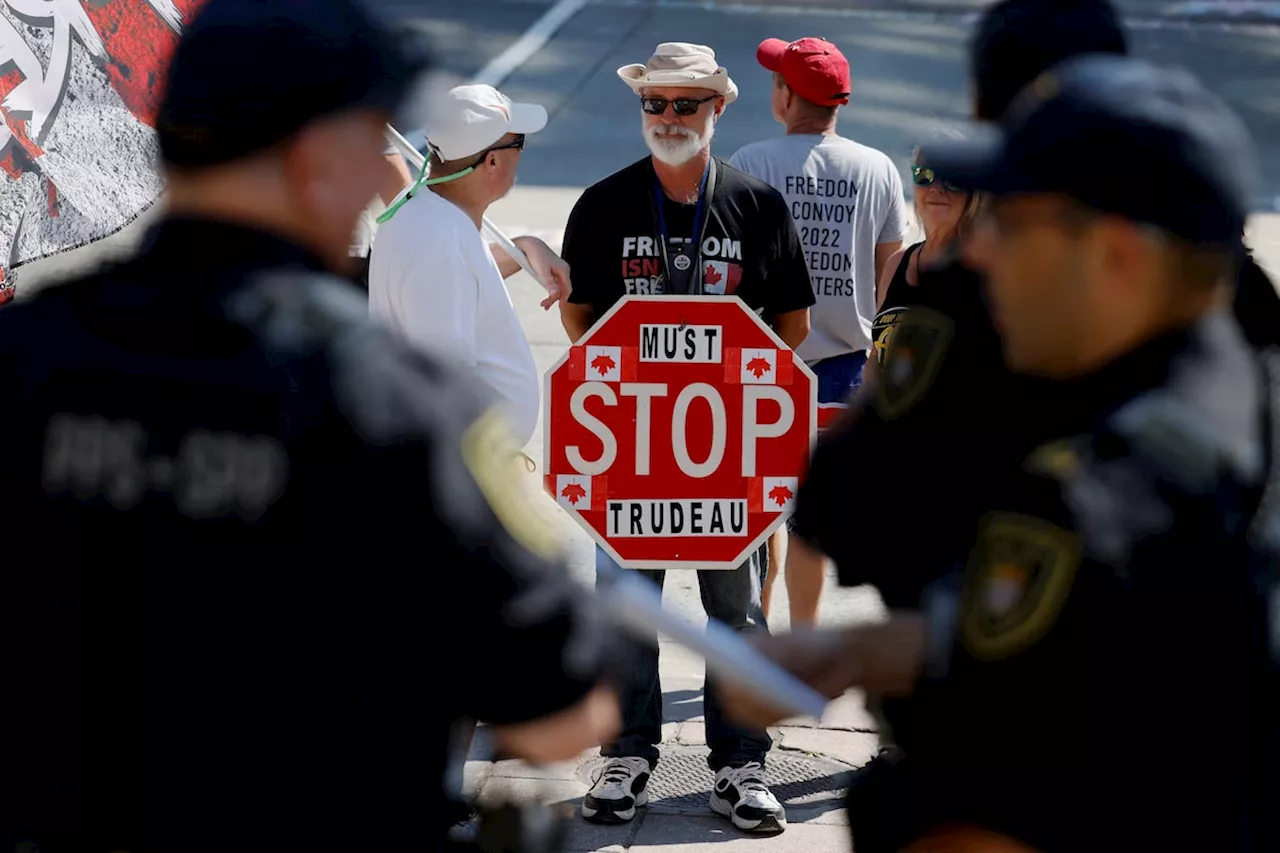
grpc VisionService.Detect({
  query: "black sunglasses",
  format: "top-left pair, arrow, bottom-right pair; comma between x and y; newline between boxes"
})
911,164 -> 961,193
641,95 -> 717,116
467,134 -> 526,169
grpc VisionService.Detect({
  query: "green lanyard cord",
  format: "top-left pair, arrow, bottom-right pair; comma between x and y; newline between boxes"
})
376,151 -> 473,224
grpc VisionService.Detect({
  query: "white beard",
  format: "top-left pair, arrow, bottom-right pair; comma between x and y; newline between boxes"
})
644,118 -> 714,166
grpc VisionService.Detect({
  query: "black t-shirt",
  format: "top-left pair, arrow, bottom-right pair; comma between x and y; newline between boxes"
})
563,156 -> 815,323
1,218 -> 607,852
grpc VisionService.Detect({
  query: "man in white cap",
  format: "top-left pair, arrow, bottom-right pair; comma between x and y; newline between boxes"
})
560,42 -> 813,835
369,83 -> 571,449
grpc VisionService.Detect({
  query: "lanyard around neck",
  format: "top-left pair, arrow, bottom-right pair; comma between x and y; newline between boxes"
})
652,160 -> 710,248
650,158 -> 716,294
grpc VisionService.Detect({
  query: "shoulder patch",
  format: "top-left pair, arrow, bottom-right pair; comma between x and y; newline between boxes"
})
961,512 -> 1082,661
1024,439 -> 1080,480
873,306 -> 953,420
460,407 -> 562,561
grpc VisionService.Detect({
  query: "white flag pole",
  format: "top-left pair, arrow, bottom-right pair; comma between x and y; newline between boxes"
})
383,125 -> 542,287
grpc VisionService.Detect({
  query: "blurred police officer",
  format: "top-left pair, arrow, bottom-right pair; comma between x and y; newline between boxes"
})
722,54 -> 1278,853
787,0 -> 1129,630
784,5 -> 1132,793
2,1 -> 618,850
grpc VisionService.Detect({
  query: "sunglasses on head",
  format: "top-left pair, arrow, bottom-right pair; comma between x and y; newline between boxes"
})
911,164 -> 961,193
641,95 -> 717,116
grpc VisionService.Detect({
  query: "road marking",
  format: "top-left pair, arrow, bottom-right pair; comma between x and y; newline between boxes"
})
397,0 -> 591,153
474,0 -> 593,88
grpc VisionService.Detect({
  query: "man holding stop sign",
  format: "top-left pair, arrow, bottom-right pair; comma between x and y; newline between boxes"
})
557,42 -> 813,835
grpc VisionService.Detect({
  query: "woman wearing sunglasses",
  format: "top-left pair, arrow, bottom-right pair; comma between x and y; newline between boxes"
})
869,148 -> 984,376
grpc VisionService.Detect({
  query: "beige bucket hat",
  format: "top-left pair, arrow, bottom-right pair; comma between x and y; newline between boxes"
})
617,42 -> 738,104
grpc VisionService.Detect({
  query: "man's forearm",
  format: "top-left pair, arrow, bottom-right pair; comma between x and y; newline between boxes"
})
785,535 -> 826,627
561,304 -> 596,343
774,310 -> 810,350
490,242 -> 521,279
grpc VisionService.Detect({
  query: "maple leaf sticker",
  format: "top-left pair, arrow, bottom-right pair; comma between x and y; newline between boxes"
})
768,484 -> 794,508
703,263 -> 723,287
591,354 -> 617,376
746,357 -> 773,379
561,483 -> 588,505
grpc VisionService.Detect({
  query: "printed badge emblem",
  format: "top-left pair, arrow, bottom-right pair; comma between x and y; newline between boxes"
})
673,253 -> 692,271
870,305 -> 909,366
961,512 -> 1082,661
873,306 -> 953,419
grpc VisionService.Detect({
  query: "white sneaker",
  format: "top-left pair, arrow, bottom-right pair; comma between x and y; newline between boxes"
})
582,756 -> 652,823
709,762 -> 787,833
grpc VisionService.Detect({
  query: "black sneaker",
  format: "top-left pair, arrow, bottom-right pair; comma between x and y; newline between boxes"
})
581,757 -> 651,824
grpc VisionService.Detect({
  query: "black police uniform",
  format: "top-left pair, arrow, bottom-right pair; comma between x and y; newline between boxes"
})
3,2 -> 611,851
790,0 -> 1130,626
893,55 -> 1278,852
791,0 -> 1280,766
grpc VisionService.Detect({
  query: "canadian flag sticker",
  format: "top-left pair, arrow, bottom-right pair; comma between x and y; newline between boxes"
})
556,474 -> 593,511
702,260 -> 742,295
568,345 -> 638,382
750,476 -> 799,513
724,347 -> 794,385
587,346 -> 622,381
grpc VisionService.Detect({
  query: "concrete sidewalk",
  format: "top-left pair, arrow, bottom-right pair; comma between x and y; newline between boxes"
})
461,640 -> 879,853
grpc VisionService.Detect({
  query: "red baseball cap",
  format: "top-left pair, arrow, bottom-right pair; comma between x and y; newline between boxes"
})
757,37 -> 851,106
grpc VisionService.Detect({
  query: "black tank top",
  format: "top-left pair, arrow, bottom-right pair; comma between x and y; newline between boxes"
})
870,241 -> 923,366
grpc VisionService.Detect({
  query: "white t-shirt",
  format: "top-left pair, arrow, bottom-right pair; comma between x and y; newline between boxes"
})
368,190 -> 540,447
730,134 -> 908,362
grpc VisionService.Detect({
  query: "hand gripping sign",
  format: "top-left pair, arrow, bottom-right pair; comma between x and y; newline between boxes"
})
545,296 -> 817,569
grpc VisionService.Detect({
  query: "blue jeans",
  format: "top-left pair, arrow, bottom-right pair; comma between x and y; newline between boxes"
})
811,350 -> 868,404
595,547 -> 773,771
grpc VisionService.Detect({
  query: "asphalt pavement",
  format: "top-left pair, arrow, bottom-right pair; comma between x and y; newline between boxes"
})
9,4 -> 1280,848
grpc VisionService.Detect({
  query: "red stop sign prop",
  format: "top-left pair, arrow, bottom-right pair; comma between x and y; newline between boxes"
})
544,296 -> 817,570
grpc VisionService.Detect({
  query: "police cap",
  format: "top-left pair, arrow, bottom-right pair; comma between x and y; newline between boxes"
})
922,55 -> 1256,246
156,0 -> 433,169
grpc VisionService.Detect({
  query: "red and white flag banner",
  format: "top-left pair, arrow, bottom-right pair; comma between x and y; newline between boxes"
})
0,0 -> 206,304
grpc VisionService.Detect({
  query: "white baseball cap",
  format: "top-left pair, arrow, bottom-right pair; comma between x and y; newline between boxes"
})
423,83 -> 547,161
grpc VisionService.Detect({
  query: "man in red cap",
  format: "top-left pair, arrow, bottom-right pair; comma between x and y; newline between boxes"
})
731,37 -> 908,627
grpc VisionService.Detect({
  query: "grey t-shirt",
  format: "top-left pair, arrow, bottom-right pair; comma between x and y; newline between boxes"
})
730,134 -> 908,362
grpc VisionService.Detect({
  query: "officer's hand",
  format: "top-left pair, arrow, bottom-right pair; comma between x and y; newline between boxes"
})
719,616 -> 929,729
718,628 -> 861,729
491,684 -> 620,764
512,235 -> 572,310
